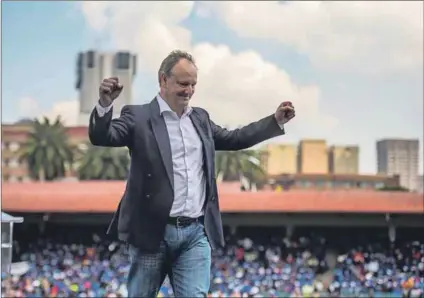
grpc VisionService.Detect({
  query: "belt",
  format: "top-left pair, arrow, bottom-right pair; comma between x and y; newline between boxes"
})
167,216 -> 203,227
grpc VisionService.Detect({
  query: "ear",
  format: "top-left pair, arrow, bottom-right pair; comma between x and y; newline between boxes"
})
159,72 -> 167,87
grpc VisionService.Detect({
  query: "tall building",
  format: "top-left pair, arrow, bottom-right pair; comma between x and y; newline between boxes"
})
328,145 -> 359,174
297,140 -> 328,174
261,144 -> 297,176
376,139 -> 419,191
76,50 -> 137,126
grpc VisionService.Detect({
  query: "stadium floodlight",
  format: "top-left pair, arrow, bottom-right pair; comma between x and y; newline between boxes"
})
1,212 -> 24,274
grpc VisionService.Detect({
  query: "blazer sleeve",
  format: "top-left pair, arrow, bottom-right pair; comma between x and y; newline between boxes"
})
88,104 -> 135,147
210,114 -> 285,151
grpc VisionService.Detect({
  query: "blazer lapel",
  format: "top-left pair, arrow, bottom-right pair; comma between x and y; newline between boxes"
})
149,98 -> 174,191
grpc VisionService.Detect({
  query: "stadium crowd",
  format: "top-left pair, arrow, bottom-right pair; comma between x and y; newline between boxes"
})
1,225 -> 423,298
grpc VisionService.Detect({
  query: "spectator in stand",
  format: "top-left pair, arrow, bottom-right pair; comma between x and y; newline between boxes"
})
2,232 -> 423,298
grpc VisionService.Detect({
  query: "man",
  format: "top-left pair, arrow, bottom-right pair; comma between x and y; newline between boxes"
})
89,50 -> 295,297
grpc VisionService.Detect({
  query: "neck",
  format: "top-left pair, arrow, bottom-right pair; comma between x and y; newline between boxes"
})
159,91 -> 184,117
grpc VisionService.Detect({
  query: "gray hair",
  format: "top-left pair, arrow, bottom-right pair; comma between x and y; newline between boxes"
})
158,50 -> 197,84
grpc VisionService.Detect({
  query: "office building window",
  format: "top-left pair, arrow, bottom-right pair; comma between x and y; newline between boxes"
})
297,180 -> 310,189
87,51 -> 95,68
8,159 -> 19,168
359,182 -> 368,188
133,55 -> 137,75
116,52 -> 130,69
344,181 -> 352,188
76,53 -> 83,89
375,182 -> 384,189
9,142 -> 20,152
315,180 -> 325,189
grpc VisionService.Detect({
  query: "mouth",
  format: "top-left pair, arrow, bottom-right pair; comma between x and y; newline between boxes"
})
179,95 -> 191,101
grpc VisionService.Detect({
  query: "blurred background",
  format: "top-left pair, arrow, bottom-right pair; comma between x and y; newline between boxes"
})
1,1 -> 423,297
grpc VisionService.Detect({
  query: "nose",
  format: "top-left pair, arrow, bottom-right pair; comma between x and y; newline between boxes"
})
185,85 -> 194,95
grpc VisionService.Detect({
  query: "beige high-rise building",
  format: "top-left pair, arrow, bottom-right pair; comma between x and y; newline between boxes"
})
76,50 -> 137,125
298,140 -> 328,174
328,145 -> 359,174
377,139 -> 419,191
261,144 -> 297,175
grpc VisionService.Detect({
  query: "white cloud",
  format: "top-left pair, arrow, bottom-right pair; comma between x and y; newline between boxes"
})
41,99 -> 80,126
197,1 -> 423,75
193,44 -> 338,136
18,97 -> 79,126
79,2 -> 338,137
80,2 -> 110,32
18,96 -> 40,118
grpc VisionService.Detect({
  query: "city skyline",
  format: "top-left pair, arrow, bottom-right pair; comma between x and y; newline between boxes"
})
2,1 -> 423,175
0,123 -> 410,191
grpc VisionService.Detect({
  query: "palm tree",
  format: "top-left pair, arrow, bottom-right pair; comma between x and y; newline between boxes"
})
77,143 -> 130,180
215,150 -> 266,190
19,116 -> 75,181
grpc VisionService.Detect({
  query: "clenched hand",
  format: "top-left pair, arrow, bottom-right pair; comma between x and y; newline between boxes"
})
99,77 -> 124,107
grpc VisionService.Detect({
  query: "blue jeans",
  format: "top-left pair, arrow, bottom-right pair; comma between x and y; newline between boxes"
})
127,220 -> 211,297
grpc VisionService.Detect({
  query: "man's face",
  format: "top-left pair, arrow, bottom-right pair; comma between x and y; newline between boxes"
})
161,59 -> 197,108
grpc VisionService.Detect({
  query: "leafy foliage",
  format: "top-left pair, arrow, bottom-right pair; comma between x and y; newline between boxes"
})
77,143 -> 130,180
19,116 -> 75,181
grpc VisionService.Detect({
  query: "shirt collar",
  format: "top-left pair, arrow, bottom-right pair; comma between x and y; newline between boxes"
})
157,94 -> 193,116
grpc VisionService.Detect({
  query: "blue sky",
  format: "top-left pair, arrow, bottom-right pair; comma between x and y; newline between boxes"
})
2,1 -> 423,175
2,2 -> 82,113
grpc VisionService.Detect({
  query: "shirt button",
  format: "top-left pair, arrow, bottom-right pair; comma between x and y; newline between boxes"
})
147,173 -> 152,178
146,194 -> 150,198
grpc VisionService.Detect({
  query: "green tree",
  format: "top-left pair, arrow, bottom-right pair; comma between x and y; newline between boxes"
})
19,116 -> 74,181
214,150 -> 266,190
77,143 -> 130,180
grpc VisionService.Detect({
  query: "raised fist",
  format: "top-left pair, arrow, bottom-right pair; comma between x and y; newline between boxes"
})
99,77 -> 123,107
274,101 -> 295,125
